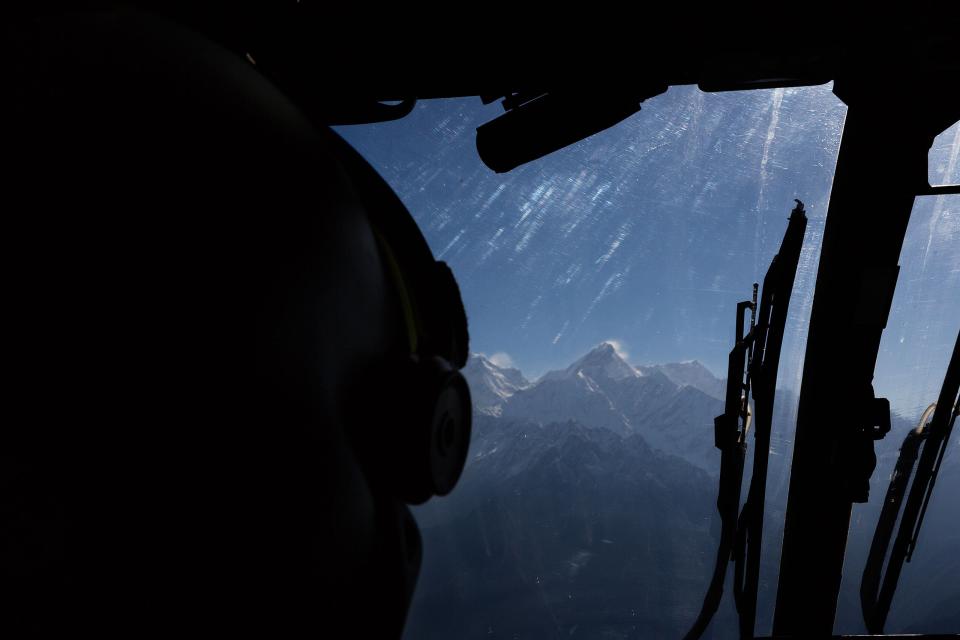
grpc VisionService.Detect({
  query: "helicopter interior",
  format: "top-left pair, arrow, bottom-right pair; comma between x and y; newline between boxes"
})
4,4 -> 959,638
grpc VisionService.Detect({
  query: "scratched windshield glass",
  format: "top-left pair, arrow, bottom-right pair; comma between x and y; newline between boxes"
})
338,85 -> 854,639
836,120 -> 959,636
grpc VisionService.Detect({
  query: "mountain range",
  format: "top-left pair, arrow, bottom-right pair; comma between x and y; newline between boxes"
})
470,343 -> 726,473
403,343 -> 959,639
405,344 -> 739,639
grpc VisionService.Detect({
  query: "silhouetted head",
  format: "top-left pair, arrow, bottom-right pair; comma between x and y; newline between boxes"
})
5,8 -> 470,636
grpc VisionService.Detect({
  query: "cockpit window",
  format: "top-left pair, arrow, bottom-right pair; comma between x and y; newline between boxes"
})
929,120 -> 959,187
338,84 -> 853,638
838,186 -> 960,635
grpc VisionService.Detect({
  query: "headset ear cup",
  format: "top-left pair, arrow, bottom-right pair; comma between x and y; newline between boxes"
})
397,356 -> 472,505
427,366 -> 472,497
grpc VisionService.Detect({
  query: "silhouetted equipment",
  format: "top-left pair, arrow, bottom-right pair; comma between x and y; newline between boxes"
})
733,201 -> 808,640
475,88 -> 666,173
324,98 -> 418,125
330,135 -> 473,506
4,8 -> 471,636
861,332 -> 960,634
6,4 -> 960,638
773,84 -> 959,637
860,404 -> 934,632
683,282 -> 755,640
844,390 -> 894,503
684,200 -> 808,640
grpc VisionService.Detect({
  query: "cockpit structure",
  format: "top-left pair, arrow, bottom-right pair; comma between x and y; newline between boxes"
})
5,5 -> 958,638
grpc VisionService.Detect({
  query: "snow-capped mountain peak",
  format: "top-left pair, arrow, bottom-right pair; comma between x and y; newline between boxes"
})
542,342 -> 640,383
637,360 -> 724,400
465,344 -> 727,467
463,354 -> 530,415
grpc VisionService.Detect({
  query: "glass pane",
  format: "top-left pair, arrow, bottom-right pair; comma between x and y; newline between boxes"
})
836,192 -> 960,635
929,120 -> 960,187
337,84 -> 847,639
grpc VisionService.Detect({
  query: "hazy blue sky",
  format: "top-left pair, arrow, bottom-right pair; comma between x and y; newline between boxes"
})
338,88 -> 959,416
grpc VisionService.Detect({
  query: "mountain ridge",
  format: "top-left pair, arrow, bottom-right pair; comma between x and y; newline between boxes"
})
465,343 -> 726,470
